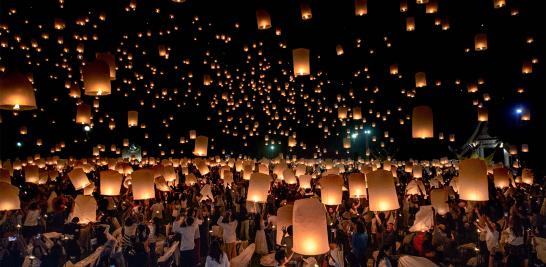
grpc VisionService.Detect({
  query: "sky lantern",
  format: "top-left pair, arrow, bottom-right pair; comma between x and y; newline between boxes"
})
300,3 -> 312,20
69,84 -> 81,98
298,174 -> 312,189
415,72 -> 427,87
430,188 -> 449,215
0,72 -> 37,110
256,9 -> 272,30
189,130 -> 197,139
195,159 -> 210,175
412,106 -> 434,139
131,169 -> 155,200
520,109 -> 530,121
336,45 -> 344,56
292,48 -> 310,76
320,174 -> 343,205
193,136 -> 208,156
406,17 -> 415,31
521,144 -> 529,152
338,107 -> 348,119
413,165 -> 423,178
288,136 -> 297,147
475,33 -> 487,51
76,103 -> 91,125
522,62 -> 532,74
0,182 -> 20,210
100,170 -> 122,196
96,52 -> 116,80
390,64 -> 398,75
70,195 -> 97,224
494,0 -> 506,8
348,173 -> 366,198
367,170 -> 400,211
128,111 -> 138,127
292,198 -> 329,255
82,60 -> 111,96
24,165 -> 40,183
162,165 -> 177,182
522,168 -> 533,185
353,107 -> 362,120
68,167 -> 91,190
458,159 -> 488,201
247,172 -> 270,203
343,137 -> 351,149
185,173 -> 197,186
493,167 -> 511,188
354,0 -> 367,16
276,205 -> 293,245
283,169 -> 297,184
477,107 -> 488,122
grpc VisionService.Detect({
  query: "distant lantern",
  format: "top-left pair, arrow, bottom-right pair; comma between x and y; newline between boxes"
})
475,33 -> 487,51
406,17 -> 415,31
299,174 -> 312,189
68,168 -> 91,190
367,170 -> 400,211
100,170 -> 122,196
336,45 -> 344,56
458,159 -> 488,201
493,167 -> 510,188
522,168 -> 534,185
338,107 -> 348,119
0,182 -> 20,210
288,136 -> 297,147
348,173 -> 366,198
70,195 -> 97,224
69,84 -> 81,98
128,111 -> 138,127
522,62 -> 532,74
449,134 -> 455,142
343,138 -> 351,149
76,103 -> 91,125
193,136 -> 208,156
353,107 -> 362,120
247,172 -> 271,203
413,165 -> 423,178
82,60 -> 111,96
320,174 -> 343,205
509,145 -> 518,155
276,205 -> 293,245
163,166 -> 177,182
96,52 -> 116,80
430,188 -> 449,215
520,109 -> 530,121
478,107 -> 488,122
521,144 -> 529,152
292,198 -> 329,255
283,169 -> 297,184
412,106 -> 434,139
494,0 -> 506,8
123,138 -> 129,147
390,64 -> 398,75
292,48 -> 310,76
0,72 -> 37,110
24,165 -> 39,184
189,130 -> 197,139
355,0 -> 368,16
256,9 -> 272,30
300,3 -> 312,20
132,169 -> 155,200
415,72 -> 427,87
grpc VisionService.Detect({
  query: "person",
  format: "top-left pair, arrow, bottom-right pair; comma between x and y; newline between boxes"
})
63,217 -> 82,261
217,211 -> 238,260
326,241 -> 344,267
374,247 -> 392,267
475,211 -> 500,267
254,213 -> 268,255
351,221 -> 368,265
22,202 -> 41,240
205,240 -> 230,267
504,214 -> 525,267
173,214 -> 202,267
274,249 -> 293,267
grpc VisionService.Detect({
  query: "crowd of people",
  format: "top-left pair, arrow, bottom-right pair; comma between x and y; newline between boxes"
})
0,157 -> 544,267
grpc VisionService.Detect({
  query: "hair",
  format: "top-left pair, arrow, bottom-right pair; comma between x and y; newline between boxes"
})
185,216 -> 195,226
286,225 -> 293,236
511,215 -> 523,237
356,221 -> 366,234
124,216 -> 135,227
209,240 -> 223,264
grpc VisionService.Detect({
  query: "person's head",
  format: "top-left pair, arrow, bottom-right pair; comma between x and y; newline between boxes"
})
356,221 -> 366,234
286,225 -> 293,236
185,215 -> 195,226
209,240 -> 223,263
386,222 -> 394,232
125,216 -> 135,227
71,217 -> 80,224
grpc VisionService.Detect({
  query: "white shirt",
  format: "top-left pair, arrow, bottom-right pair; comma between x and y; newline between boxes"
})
485,228 -> 499,252
205,253 -> 230,267
217,216 -> 238,243
173,218 -> 203,251
24,209 -> 40,226
506,227 -> 524,246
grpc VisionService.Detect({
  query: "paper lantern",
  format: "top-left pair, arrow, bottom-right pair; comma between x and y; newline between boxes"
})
292,48 -> 310,76
478,107 -> 488,122
83,182 -> 95,195
320,174 -> 343,205
256,9 -> 272,30
406,179 -> 426,196
367,170 -> 400,211
70,195 -> 97,224
195,159 -> 210,175
355,0 -> 367,16
390,64 -> 399,75
185,173 -> 197,186
193,136 -> 208,156
348,173 -> 366,198
283,169 -> 297,184
24,165 -> 40,184
336,44 -> 344,56
412,106 -> 434,139
128,111 -> 138,127
475,33 -> 487,51
0,182 -> 20,210
292,198 -> 329,255
493,167 -> 510,188
300,3 -> 312,20
458,159 -> 488,201
100,170 -> 122,196
406,17 -> 415,31
76,103 -> 91,125
343,137 -> 351,149
430,189 -> 449,215
242,165 -> 253,180
96,52 -> 116,80
247,172 -> 271,203
288,136 -> 297,147
338,107 -> 348,119
413,165 -> 423,178
522,62 -> 532,74
298,174 -> 312,189
189,130 -> 197,139
521,144 -> 529,152
494,0 -> 505,8
131,169 -> 155,200
155,177 -> 171,192
68,168 -> 91,190
223,171 -> 234,185
522,168 -> 534,185
82,60 -> 111,96
0,72 -> 37,110
520,109 -> 530,121
276,205 -> 293,245
258,164 -> 269,174
415,72 -> 426,87
162,165 -> 177,182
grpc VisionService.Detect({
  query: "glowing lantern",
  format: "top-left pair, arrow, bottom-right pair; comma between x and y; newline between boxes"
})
298,174 -> 312,189
163,166 -> 177,182
0,182 -> 20,210
522,168 -> 533,185
336,45 -> 344,56
415,72 -> 427,87
100,170 -> 122,196
189,130 -> 197,139
413,165 -> 423,178
82,60 -> 111,96
343,138 -> 351,149
478,107 -> 488,122
185,173 -> 197,186
458,159 -> 488,201
412,106 -> 434,139
338,107 -> 348,119
509,145 -> 518,155
348,173 -> 366,198
68,168 -> 91,190
493,167 -> 510,188
522,62 -> 532,74
292,48 -> 310,76
494,0 -> 506,8
475,33 -> 487,51
283,169 -> 297,184
256,9 -> 272,30
288,136 -> 297,147
128,111 -> 138,127
131,169 -> 155,200
247,172 -> 271,203
70,195 -> 97,224
300,3 -> 312,20
430,189 -> 449,215
320,174 -> 343,205
390,64 -> 398,75
193,136 -> 208,156
24,165 -> 40,184
96,52 -> 116,80
275,205 -> 293,244
521,144 -> 529,152
520,109 -> 530,121
76,103 -> 91,125
0,72 -> 37,110
353,107 -> 362,120
355,0 -> 367,16
292,198 -> 329,255
195,159 -> 210,175
367,170 -> 400,211
406,17 -> 415,31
